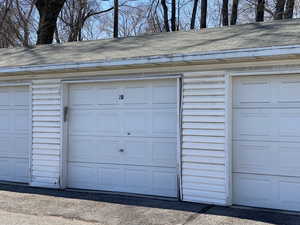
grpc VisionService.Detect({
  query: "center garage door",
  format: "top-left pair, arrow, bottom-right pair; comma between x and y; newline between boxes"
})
233,75 -> 300,211
0,86 -> 29,183
67,79 -> 178,197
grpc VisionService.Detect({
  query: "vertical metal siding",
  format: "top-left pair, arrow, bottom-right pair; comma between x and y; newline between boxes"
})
181,71 -> 227,205
30,79 -> 61,188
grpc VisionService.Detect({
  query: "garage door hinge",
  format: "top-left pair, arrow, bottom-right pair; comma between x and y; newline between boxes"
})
63,106 -> 69,122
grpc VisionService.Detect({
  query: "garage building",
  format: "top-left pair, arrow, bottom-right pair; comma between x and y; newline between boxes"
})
0,19 -> 300,212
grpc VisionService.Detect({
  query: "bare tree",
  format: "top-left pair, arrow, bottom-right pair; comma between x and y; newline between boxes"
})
15,0 -> 36,47
171,0 -> 176,31
0,0 -> 13,30
190,0 -> 198,29
200,0 -> 207,28
256,0 -> 265,21
284,0 -> 295,18
59,0 -> 113,42
230,0 -> 239,25
0,0 -> 36,48
146,0 -> 163,32
161,0 -> 169,31
222,0 -> 229,26
35,0 -> 66,44
274,0 -> 286,19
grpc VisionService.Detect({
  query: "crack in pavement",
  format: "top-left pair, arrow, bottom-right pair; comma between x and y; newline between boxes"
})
182,205 -> 214,225
0,209 -> 100,224
48,214 -> 100,224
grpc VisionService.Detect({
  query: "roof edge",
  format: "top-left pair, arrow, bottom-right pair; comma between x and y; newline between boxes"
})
1,44 -> 300,75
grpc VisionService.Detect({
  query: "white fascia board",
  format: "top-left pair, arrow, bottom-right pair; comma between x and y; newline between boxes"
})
1,45 -> 300,74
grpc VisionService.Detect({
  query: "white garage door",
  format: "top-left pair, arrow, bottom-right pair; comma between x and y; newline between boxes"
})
233,75 -> 300,212
67,79 -> 178,197
0,86 -> 29,183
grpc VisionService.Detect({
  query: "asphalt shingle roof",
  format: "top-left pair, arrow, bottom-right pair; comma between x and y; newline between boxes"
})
1,19 -> 300,68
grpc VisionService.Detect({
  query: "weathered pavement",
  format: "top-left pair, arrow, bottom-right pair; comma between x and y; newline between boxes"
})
0,184 -> 299,225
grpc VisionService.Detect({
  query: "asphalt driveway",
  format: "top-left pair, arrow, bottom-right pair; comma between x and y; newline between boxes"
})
0,184 -> 299,225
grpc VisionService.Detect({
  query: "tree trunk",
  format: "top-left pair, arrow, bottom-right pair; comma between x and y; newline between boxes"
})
222,0 -> 229,26
230,0 -> 239,25
161,0 -> 170,32
256,0 -> 265,22
113,0 -> 119,38
274,0 -> 286,20
200,0 -> 207,29
284,0 -> 295,19
35,0 -> 66,45
190,0 -> 199,29
171,0 -> 176,31
0,0 -> 13,31
54,26 -> 60,43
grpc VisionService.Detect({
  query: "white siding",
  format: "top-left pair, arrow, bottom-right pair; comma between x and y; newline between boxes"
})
30,79 -> 61,188
181,71 -> 228,205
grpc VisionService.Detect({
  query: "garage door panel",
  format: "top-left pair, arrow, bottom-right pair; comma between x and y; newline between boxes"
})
278,78 -> 300,104
152,110 -> 177,136
68,137 -> 122,163
0,111 -> 9,131
69,85 -> 97,106
0,135 -> 28,159
14,88 -> 29,106
14,135 -> 29,158
14,159 -> 29,182
279,179 -> 300,211
68,79 -> 177,197
14,110 -> 29,132
152,83 -> 177,104
234,108 -> 300,142
70,110 -> 96,133
123,111 -> 149,136
233,77 -> 272,106
69,136 -> 176,167
96,111 -> 121,134
233,173 -> 277,209
233,141 -> 274,174
0,158 -> 28,183
152,141 -> 177,165
122,109 -> 177,137
234,76 -> 300,108
0,86 -> 29,183
234,173 -> 300,211
97,87 -> 120,105
68,164 -> 99,187
100,166 -> 124,187
0,159 -> 11,179
233,109 -> 272,139
0,137 -> 10,156
152,169 -> 177,196
278,143 -> 300,176
125,167 -> 150,188
123,140 -> 151,164
233,75 -> 300,211
234,141 -> 300,177
0,90 -> 10,106
279,109 -> 300,138
68,162 -> 177,197
123,85 -> 149,105
71,110 -> 122,135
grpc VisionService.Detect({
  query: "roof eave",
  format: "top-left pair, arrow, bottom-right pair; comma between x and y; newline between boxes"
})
1,44 -> 300,75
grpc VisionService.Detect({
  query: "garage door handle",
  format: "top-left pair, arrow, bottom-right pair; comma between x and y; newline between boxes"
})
63,106 -> 68,122
119,149 -> 125,152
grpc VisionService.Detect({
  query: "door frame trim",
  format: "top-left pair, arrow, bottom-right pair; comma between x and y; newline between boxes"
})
60,75 -> 183,199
